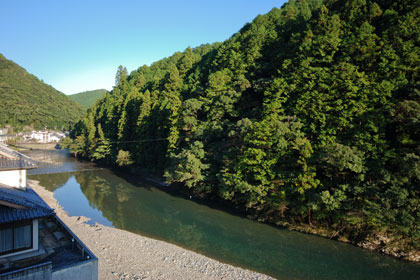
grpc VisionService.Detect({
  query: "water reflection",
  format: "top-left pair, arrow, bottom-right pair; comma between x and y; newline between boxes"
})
27,151 -> 420,280
27,149 -> 102,175
33,172 -> 73,191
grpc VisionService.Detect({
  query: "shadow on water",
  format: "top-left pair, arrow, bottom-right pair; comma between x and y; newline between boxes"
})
108,168 -> 248,217
27,150 -> 420,280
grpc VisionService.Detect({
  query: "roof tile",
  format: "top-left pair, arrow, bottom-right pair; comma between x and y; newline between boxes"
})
0,185 -> 54,224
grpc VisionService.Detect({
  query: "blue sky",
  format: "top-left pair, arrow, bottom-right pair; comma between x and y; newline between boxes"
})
0,0 -> 286,95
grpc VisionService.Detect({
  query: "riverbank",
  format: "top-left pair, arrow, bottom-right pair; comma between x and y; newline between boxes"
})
28,180 -> 273,280
13,143 -> 58,150
288,223 -> 420,264
25,148 -> 420,269
31,147 -> 420,263
121,168 -> 420,265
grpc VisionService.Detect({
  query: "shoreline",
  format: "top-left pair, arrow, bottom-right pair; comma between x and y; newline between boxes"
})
286,223 -> 420,264
117,166 -> 420,265
13,143 -> 58,150
28,179 -> 274,280
26,147 -> 420,267
24,148 -> 420,271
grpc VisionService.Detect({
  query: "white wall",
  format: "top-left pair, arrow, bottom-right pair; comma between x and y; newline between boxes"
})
0,169 -> 26,188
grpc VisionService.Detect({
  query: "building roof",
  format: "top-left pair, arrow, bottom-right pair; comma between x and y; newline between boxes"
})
0,184 -> 54,224
0,143 -> 37,171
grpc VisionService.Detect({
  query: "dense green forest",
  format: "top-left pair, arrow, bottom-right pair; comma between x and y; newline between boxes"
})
0,54 -> 85,130
68,89 -> 107,109
68,0 -> 420,250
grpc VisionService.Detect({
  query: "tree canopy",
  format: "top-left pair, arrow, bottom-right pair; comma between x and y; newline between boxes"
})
69,0 -> 420,249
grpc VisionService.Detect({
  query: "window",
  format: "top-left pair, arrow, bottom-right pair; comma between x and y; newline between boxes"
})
0,222 -> 32,255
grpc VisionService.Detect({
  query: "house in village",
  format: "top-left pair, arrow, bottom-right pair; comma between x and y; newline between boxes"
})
0,135 -> 14,144
0,143 -> 97,279
21,131 -> 66,144
48,133 -> 64,143
0,129 -> 13,144
28,131 -> 49,143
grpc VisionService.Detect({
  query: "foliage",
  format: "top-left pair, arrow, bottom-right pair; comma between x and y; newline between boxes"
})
116,150 -> 134,166
69,0 -> 420,246
0,54 -> 85,130
59,136 -> 73,149
164,141 -> 209,190
68,89 -> 107,109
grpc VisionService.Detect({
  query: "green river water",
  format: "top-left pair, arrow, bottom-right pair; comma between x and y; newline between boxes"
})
27,149 -> 420,279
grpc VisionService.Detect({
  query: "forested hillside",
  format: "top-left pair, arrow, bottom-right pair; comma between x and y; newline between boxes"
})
0,54 -> 85,130
69,89 -> 107,109
69,0 -> 420,251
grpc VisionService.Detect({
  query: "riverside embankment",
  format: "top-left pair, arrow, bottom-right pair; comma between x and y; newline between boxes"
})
25,149 -> 420,280
29,180 -> 273,280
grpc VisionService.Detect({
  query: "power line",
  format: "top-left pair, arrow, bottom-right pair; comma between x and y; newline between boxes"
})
95,134 -> 210,146
14,138 -> 171,145
108,137 -> 172,144
14,135 -> 202,146
108,135 -> 201,144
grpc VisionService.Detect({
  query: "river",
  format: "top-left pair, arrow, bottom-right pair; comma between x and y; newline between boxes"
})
26,149 -> 420,279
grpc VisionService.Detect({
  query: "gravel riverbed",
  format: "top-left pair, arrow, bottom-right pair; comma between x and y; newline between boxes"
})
29,180 -> 274,280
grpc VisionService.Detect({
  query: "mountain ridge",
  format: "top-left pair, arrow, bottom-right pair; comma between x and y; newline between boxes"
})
0,54 -> 85,130
68,89 -> 107,109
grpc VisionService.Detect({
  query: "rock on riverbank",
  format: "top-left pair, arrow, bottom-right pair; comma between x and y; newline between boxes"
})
28,180 -> 273,280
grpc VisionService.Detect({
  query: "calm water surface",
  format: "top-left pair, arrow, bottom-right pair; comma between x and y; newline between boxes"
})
27,149 -> 420,279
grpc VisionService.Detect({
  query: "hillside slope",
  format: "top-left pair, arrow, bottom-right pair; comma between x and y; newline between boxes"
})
68,89 -> 107,109
70,0 -> 420,257
0,54 -> 85,130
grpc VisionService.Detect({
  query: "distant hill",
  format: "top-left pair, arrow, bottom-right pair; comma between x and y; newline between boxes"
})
0,54 -> 85,130
68,89 -> 107,109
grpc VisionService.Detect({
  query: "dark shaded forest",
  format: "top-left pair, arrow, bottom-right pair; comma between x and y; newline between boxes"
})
68,0 -> 420,250
0,54 -> 85,130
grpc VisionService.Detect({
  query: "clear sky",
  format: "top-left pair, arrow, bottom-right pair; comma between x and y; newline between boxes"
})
0,0 -> 286,95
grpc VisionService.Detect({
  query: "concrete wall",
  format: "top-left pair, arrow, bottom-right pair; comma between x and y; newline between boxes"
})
0,170 -> 26,188
52,259 -> 98,280
0,259 -> 97,280
0,262 -> 52,280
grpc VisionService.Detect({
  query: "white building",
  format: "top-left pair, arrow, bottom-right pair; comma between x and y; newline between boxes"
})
0,135 -> 14,144
49,133 -> 63,143
21,131 -> 66,143
31,130 -> 49,143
